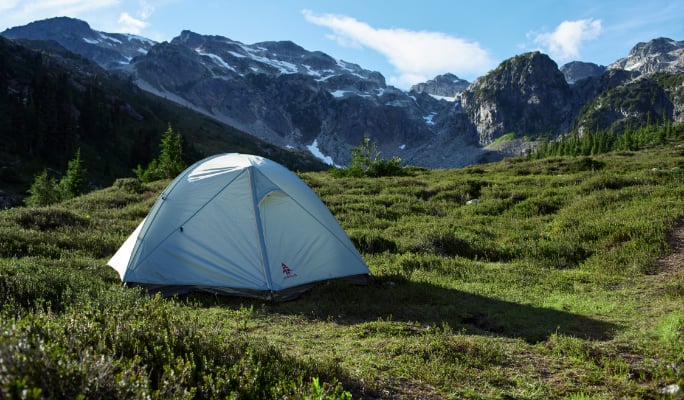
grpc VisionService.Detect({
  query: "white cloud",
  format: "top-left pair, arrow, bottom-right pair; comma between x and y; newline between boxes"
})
118,11 -> 148,34
0,0 -> 21,12
138,0 -> 154,19
7,0 -> 120,18
532,19 -> 602,62
303,10 -> 494,89
1,0 -> 158,36
1,0 -> 119,30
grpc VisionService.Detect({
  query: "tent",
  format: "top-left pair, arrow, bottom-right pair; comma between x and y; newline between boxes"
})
108,153 -> 370,300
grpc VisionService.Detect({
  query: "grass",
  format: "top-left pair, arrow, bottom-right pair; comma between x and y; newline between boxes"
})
1,144 -> 684,398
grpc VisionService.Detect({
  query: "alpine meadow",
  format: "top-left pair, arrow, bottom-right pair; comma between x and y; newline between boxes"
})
2,128 -> 684,397
2,13 -> 684,400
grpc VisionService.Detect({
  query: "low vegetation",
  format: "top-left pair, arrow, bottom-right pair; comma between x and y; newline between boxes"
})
331,135 -> 406,178
1,136 -> 684,398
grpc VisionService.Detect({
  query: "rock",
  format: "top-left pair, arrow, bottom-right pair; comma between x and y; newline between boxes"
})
461,52 -> 573,145
560,61 -> 606,83
661,383 -> 681,395
410,73 -> 469,99
609,37 -> 684,75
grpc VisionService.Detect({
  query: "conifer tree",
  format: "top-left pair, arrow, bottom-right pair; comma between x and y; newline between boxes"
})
157,124 -> 186,178
24,169 -> 59,207
135,124 -> 186,182
58,148 -> 88,200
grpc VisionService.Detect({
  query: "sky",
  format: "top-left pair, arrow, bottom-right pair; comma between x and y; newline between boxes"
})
1,0 -> 683,90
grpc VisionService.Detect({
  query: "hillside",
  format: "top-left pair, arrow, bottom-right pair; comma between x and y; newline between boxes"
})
1,141 -> 683,398
0,36 -> 326,205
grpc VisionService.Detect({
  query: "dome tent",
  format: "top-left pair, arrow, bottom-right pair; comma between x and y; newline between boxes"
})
108,153 -> 370,300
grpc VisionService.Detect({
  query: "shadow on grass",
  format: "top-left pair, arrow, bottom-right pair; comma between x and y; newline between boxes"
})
183,275 -> 618,343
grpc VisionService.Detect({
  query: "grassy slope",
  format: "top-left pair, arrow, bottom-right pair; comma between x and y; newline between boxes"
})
1,144 -> 683,398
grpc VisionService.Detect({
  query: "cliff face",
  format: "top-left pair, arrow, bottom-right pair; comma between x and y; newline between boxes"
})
461,52 -> 574,144
609,37 -> 684,75
410,73 -> 470,99
560,61 -> 606,83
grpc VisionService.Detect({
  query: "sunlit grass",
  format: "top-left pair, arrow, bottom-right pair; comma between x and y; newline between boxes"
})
1,145 -> 683,398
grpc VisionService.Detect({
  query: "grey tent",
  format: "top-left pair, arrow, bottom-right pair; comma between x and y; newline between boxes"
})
108,153 -> 370,300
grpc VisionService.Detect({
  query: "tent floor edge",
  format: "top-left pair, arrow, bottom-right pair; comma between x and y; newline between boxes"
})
123,274 -> 373,301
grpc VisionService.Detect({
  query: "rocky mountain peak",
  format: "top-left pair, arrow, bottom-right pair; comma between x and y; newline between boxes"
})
2,16 -> 156,69
3,16 -> 93,38
609,37 -> 684,75
560,61 -> 606,83
410,73 -> 470,100
461,51 -> 572,144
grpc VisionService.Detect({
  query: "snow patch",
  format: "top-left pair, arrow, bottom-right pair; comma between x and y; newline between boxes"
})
399,144 -> 406,150
423,112 -> 437,125
239,44 -> 298,74
125,34 -> 156,45
429,94 -> 457,102
196,49 -> 236,72
228,51 -> 246,58
330,90 -> 350,98
307,139 -> 335,165
100,33 -> 122,44
625,61 -> 643,71
303,64 -> 321,77
83,37 -> 99,44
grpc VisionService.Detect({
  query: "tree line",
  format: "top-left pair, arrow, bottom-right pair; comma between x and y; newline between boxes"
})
25,125 -> 186,206
532,118 -> 683,159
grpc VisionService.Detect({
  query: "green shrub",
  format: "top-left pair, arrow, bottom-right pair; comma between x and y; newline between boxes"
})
331,135 -> 407,178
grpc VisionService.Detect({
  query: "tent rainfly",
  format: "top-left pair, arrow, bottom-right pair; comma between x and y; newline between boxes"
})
108,153 -> 370,300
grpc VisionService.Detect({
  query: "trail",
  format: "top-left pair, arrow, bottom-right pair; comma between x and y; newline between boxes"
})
655,217 -> 684,277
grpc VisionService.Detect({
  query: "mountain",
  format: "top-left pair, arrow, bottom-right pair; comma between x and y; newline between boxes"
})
1,18 -> 485,167
123,30 -> 466,166
2,18 -> 684,170
560,61 -> 606,83
410,73 -> 470,100
609,37 -> 684,75
462,52 -> 574,145
2,16 -> 156,69
0,34 -> 326,205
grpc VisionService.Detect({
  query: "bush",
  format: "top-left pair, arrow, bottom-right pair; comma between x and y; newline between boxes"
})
331,135 -> 407,178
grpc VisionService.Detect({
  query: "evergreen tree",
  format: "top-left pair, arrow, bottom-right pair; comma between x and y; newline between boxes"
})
157,124 -> 186,178
58,148 -> 88,200
135,124 -> 186,182
24,169 -> 59,207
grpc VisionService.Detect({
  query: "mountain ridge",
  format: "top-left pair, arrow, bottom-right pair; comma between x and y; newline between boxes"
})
2,17 -> 684,168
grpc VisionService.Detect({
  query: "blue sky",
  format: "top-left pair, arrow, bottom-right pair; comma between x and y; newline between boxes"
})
2,0 -> 683,89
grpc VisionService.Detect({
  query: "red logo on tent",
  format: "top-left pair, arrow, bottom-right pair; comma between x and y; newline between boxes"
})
282,262 -> 297,279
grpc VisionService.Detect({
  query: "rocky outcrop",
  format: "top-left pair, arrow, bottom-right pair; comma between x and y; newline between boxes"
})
560,61 -> 606,83
410,73 -> 469,99
461,52 -> 573,145
609,37 -> 684,75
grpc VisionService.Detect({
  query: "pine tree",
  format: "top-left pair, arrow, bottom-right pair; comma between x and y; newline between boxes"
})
58,148 -> 88,200
135,124 -> 186,182
157,124 -> 186,178
24,169 -> 59,207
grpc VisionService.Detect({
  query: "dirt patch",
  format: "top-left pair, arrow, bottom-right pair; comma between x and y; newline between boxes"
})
654,217 -> 684,277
